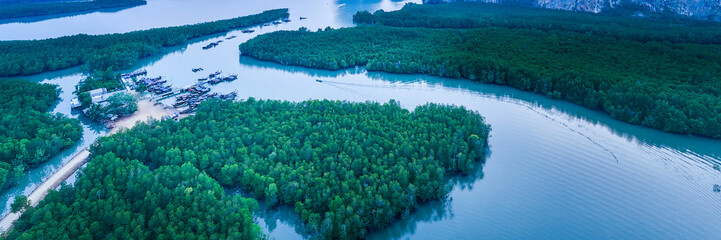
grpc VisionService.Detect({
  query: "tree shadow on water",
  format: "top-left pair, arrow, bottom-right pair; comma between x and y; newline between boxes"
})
237,56 -> 720,163
222,147 -> 491,240
368,147 -> 491,240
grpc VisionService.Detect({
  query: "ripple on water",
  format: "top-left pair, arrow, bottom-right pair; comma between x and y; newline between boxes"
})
1,1 -> 720,239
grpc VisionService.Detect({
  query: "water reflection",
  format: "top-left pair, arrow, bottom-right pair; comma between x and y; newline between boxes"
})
0,0 -> 421,40
226,188 -> 310,240
335,0 -> 412,26
369,148 -> 489,240
0,3 -> 145,25
1,0 -> 720,238
231,55 -> 721,238
240,58 -> 366,78
237,55 -> 721,162
257,205 -> 309,240
371,199 -> 453,240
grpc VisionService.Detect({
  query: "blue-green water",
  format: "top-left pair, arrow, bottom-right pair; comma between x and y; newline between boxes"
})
1,0 -> 720,239
0,67 -> 107,217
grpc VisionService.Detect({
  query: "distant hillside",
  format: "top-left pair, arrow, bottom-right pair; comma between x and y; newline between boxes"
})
0,0 -> 147,20
423,0 -> 721,21
0,0 -> 70,3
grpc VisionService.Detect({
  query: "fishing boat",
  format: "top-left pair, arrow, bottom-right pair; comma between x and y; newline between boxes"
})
316,79 -> 323,83
180,108 -> 195,114
140,77 -> 165,86
146,79 -> 166,86
197,86 -> 211,94
222,74 -> 238,82
202,42 -> 219,50
192,68 -> 203,72
283,19 -> 291,22
209,77 -> 223,84
148,83 -> 172,94
208,70 -> 222,78
241,29 -> 255,33
173,101 -> 188,108
226,36 -> 236,40
300,17 -> 307,20
156,87 -> 172,94
198,77 -> 208,81
220,91 -> 238,100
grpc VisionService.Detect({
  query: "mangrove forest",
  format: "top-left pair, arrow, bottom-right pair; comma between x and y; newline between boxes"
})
0,0 -> 147,20
240,2 -> 721,138
0,80 -> 82,191
0,8 -> 288,76
7,99 -> 490,239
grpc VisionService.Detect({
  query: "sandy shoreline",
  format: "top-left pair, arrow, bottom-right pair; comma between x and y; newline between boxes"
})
109,99 -> 177,134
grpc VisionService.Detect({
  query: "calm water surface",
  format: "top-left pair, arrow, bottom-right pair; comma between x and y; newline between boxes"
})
0,0 -> 413,40
1,0 -> 720,239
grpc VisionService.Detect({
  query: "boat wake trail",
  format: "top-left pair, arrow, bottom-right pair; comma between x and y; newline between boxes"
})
320,79 -> 422,91
516,101 -> 620,163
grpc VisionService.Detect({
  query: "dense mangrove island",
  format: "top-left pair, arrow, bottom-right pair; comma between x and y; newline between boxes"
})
1,1 -> 720,239
240,2 -> 721,138
0,0 -> 147,20
8,154 -> 262,239
0,8 -> 288,76
6,99 -> 490,239
0,80 -> 82,191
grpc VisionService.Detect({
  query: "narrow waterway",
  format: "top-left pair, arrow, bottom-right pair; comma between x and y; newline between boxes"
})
1,0 -> 719,239
0,67 -> 107,219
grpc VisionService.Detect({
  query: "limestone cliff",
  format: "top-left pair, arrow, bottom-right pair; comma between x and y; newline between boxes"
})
423,0 -> 721,20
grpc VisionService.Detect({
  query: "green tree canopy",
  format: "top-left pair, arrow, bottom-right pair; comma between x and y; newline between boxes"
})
9,99 -> 491,239
0,79 -> 82,190
0,9 -> 289,76
10,195 -> 30,213
240,3 -> 721,138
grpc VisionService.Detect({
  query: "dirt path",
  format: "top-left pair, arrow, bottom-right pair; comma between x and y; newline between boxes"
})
0,149 -> 89,232
0,99 -> 176,233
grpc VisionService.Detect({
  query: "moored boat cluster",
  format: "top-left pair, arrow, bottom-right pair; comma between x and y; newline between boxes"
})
139,76 -> 173,95
135,68 -> 241,114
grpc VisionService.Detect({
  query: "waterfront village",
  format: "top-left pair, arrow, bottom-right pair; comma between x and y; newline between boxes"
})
70,68 -> 238,128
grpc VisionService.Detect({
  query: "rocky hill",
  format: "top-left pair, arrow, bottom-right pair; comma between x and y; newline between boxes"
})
423,0 -> 721,20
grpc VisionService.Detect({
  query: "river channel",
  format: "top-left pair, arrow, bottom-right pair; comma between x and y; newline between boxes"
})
1,0 -> 719,239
